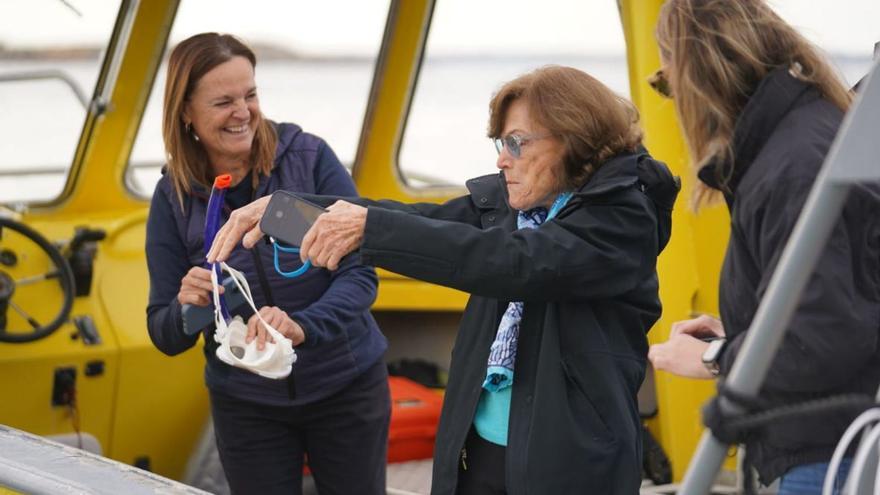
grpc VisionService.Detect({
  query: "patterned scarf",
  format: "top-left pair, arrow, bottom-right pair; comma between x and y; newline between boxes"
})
482,192 -> 572,392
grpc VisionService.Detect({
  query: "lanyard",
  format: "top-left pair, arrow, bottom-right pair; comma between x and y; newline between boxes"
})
271,239 -> 313,278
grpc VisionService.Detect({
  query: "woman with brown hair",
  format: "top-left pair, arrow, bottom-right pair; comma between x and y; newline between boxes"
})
145,33 -> 390,494
647,1 -> 880,493
209,65 -> 680,494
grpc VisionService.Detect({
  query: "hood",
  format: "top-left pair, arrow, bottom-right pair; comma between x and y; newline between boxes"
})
274,121 -> 303,160
575,149 -> 679,253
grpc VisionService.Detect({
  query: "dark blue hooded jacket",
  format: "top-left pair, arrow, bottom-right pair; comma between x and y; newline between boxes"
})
145,122 -> 387,406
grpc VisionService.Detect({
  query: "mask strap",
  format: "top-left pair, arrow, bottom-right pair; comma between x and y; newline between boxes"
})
214,262 -> 285,342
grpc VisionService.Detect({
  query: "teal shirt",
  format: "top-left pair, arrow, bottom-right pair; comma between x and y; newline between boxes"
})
472,192 -> 573,447
473,386 -> 512,446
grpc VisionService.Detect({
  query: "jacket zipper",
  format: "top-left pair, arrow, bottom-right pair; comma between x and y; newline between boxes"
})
460,447 -> 468,471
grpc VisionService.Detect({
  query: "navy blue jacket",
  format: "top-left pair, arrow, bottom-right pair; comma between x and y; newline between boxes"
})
145,122 -> 387,406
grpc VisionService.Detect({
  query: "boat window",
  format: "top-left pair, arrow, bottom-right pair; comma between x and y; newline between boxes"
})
0,0 -> 123,205
398,0 -> 880,189
126,0 -> 390,198
398,1 -> 632,188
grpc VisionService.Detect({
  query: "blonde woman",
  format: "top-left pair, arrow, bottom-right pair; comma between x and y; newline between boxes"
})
647,1 -> 880,493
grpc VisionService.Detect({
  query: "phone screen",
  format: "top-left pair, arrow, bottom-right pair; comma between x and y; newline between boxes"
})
259,191 -> 326,246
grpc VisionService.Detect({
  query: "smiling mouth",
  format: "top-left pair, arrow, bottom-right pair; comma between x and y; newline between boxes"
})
224,125 -> 249,134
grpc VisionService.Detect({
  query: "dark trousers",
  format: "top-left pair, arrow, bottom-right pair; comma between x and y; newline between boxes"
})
456,427 -> 507,495
210,361 -> 391,495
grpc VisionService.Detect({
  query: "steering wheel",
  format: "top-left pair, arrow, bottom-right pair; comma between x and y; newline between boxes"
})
0,217 -> 75,343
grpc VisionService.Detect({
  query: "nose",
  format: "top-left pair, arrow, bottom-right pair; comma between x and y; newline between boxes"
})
232,98 -> 250,119
496,148 -> 512,170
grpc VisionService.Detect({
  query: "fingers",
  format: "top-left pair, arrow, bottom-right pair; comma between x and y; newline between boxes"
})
246,314 -> 271,351
181,266 -> 216,291
669,318 -> 698,337
299,203 -> 366,270
326,252 -> 343,272
177,289 -> 211,307
206,222 -> 234,263
300,223 -> 318,263
695,314 -> 725,336
207,196 -> 271,263
260,306 -> 283,333
242,225 -> 265,249
670,314 -> 723,338
178,267 -> 219,306
648,335 -> 714,379
247,306 -> 286,350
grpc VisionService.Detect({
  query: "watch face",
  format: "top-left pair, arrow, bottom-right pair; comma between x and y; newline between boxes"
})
702,339 -> 725,376
702,338 -> 726,364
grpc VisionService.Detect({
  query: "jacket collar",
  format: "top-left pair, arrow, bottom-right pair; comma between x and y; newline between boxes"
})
698,67 -> 816,205
465,149 -> 647,211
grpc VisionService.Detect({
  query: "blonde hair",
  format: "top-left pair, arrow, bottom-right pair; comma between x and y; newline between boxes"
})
162,33 -> 277,206
488,65 -> 643,189
656,0 -> 852,204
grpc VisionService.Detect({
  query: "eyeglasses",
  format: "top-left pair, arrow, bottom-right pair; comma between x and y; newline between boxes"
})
493,133 -> 552,159
648,68 -> 672,98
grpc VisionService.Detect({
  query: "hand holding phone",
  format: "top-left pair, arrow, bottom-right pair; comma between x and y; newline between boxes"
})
259,191 -> 327,247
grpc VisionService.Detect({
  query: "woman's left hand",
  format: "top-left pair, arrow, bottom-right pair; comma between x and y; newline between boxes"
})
246,305 -> 305,349
300,200 -> 367,271
648,334 -> 714,379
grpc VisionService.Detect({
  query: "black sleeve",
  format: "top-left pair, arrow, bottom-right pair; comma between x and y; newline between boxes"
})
719,177 -> 878,393
359,191 -> 658,302
145,189 -> 200,356
297,192 -> 482,226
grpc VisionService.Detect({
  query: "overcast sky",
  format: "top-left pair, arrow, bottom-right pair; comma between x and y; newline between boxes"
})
1,0 -> 878,58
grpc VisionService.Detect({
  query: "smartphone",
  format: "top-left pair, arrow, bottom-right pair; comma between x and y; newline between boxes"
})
181,276 -> 246,335
259,191 -> 327,246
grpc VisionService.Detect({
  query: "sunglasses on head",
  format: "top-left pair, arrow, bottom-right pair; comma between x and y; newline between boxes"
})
648,68 -> 672,98
493,133 -> 551,159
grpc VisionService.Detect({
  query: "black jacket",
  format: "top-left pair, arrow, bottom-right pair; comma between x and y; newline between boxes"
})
356,150 -> 677,494
700,68 -> 880,483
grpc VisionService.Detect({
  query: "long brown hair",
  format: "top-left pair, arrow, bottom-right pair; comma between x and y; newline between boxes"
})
656,0 -> 852,204
162,33 -> 277,206
488,65 -> 643,189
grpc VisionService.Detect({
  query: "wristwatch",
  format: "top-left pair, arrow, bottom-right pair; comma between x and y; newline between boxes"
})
701,338 -> 727,376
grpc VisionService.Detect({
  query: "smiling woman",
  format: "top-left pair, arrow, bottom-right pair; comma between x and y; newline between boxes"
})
145,32 -> 391,495
161,33 -> 276,205
182,57 -> 259,178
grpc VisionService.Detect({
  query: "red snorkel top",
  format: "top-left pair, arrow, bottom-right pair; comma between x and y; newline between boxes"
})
213,174 -> 232,190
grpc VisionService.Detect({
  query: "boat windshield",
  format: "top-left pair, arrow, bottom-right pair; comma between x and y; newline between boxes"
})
0,0 -> 122,205
126,0 -> 390,198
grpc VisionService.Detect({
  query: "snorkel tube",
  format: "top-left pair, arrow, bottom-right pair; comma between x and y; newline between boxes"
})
205,174 -> 232,322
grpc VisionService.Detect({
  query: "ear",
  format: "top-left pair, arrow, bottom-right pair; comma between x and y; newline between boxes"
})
182,107 -> 191,127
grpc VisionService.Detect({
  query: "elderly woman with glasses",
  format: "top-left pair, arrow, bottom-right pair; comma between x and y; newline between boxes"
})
208,65 -> 679,494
